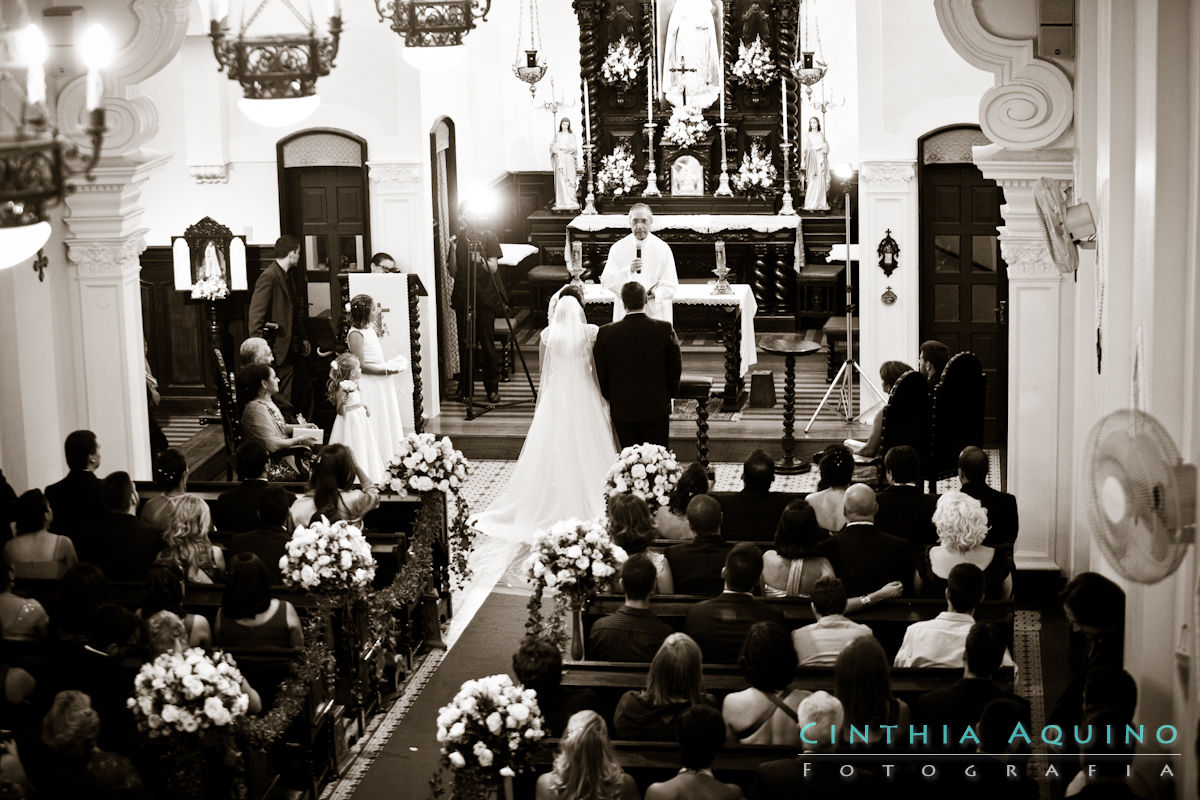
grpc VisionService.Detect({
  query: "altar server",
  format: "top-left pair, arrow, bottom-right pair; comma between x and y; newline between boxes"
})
600,203 -> 679,325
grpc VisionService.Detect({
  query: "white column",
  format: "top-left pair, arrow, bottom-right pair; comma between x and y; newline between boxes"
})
857,161 -> 919,395
367,161 -> 440,418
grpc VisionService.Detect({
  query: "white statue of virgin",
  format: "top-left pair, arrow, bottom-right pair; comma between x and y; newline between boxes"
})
802,116 -> 831,212
662,0 -> 721,110
550,118 -> 580,211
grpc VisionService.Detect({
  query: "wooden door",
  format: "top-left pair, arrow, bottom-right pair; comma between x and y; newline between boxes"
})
281,165 -> 367,348
919,162 -> 1008,444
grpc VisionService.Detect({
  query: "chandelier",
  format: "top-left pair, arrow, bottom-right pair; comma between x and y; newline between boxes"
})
512,0 -> 546,97
790,0 -> 826,100
0,13 -> 112,272
199,0 -> 343,127
375,1 -> 492,71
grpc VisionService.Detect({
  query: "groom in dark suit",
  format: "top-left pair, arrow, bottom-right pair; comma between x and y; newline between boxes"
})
594,282 -> 682,449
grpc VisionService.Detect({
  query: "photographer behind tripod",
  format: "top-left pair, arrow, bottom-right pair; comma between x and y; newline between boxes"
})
450,218 -> 504,404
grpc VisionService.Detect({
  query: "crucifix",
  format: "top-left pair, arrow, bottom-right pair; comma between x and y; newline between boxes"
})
669,56 -> 697,106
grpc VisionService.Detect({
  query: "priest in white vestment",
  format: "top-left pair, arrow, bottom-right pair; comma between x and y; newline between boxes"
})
601,203 -> 679,324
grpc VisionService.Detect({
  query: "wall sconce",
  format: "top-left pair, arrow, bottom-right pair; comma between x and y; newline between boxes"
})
877,228 -> 899,277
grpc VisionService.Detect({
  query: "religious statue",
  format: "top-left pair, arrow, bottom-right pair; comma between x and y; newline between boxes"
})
670,155 -> 703,196
550,118 -> 580,211
802,116 -> 831,211
662,0 -> 722,110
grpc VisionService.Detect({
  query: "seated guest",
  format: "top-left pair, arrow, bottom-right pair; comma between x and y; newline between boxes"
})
911,622 -> 1029,748
5,489 -> 78,579
816,485 -> 912,597
683,544 -> 784,665
287,444 -> 380,529
656,462 -> 710,540
645,705 -> 743,800
664,495 -> 733,595
835,636 -> 910,749
970,699 -> 1039,800
159,495 -> 224,584
608,493 -> 673,593
238,362 -> 318,480
229,486 -> 294,585
139,448 -> 190,531
0,553 -> 49,640
1049,572 -> 1125,733
805,445 -> 855,533
761,500 -> 832,597
723,621 -> 808,745
212,441 -> 273,533
749,692 -> 848,800
215,553 -> 304,649
589,554 -> 674,662
535,710 -> 639,800
873,445 -> 937,547
915,491 -> 1012,600
614,633 -> 713,741
894,563 -> 1015,669
512,637 -> 598,738
44,429 -> 103,539
958,446 -> 1019,547
716,449 -> 794,542
148,611 -> 262,715
138,561 -> 211,648
75,472 -> 163,581
918,339 -> 950,389
791,577 -> 874,667
238,336 -> 299,423
847,360 -> 913,459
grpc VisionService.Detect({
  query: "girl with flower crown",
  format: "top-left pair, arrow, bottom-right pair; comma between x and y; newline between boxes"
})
327,352 -> 384,485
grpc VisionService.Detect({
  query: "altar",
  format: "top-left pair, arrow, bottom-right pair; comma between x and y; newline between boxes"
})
570,282 -> 757,411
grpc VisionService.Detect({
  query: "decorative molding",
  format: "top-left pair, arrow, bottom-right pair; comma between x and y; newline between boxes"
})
65,235 -> 149,278
923,128 -> 991,164
859,162 -> 915,192
119,0 -> 192,86
934,0 -> 1073,149
189,164 -> 231,184
1000,239 -> 1062,281
367,162 -> 422,193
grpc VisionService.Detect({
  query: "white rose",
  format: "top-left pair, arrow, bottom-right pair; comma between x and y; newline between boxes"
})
508,703 -> 530,722
180,713 -> 199,733
448,751 -> 466,769
565,545 -> 583,559
544,572 -> 558,587
449,720 -> 467,739
459,697 -> 477,715
473,742 -> 494,767
630,464 -> 647,479
161,704 -> 180,723
486,711 -> 503,735
436,726 -> 449,743
204,696 -> 232,726
500,766 -> 515,777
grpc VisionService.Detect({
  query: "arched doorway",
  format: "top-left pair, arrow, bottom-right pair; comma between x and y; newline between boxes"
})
918,125 -> 1009,445
430,117 -> 460,394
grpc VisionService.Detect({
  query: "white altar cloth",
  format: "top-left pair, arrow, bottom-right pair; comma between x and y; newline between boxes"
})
567,214 -> 804,269
575,282 -> 758,375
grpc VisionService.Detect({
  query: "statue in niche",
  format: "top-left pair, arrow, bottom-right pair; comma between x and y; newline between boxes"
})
606,5 -> 636,48
802,116 -> 831,211
661,0 -> 721,110
741,3 -> 770,45
670,155 -> 703,195
550,118 -> 580,211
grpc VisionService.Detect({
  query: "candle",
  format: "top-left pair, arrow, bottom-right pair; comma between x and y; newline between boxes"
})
328,0 -> 341,19
647,57 -> 653,122
781,74 -> 788,142
23,25 -> 47,106
584,79 -> 592,144
80,25 -> 114,113
719,26 -> 725,125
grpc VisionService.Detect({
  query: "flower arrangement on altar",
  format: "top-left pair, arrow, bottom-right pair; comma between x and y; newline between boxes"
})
731,36 -> 777,87
596,144 -> 638,196
604,443 -> 682,509
599,36 -> 643,91
525,518 -> 626,653
191,275 -> 229,301
281,517 -> 376,593
385,432 -> 476,586
662,104 -> 711,148
732,142 -> 778,199
127,648 -> 250,737
432,674 -> 546,799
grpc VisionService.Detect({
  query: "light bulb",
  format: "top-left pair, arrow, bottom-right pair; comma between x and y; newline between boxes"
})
238,95 -> 321,127
22,25 -> 47,106
0,223 -> 53,271
402,45 -> 467,72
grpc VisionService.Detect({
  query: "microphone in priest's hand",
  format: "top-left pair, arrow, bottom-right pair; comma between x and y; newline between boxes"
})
634,241 -> 642,274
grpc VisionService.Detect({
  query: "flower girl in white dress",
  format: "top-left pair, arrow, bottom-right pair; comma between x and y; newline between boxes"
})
328,353 -> 384,485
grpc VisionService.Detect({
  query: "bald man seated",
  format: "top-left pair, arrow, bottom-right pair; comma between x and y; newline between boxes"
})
815,484 -> 914,598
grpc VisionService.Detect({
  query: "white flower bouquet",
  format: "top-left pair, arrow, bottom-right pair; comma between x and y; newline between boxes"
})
596,144 -> 638,197
280,517 -> 376,593
127,648 -> 249,738
385,432 -> 470,496
527,518 -> 627,600
662,104 -> 711,148
599,36 -> 643,91
731,36 -> 777,87
191,275 -> 229,301
434,673 -> 546,798
731,142 -> 778,199
604,443 -> 683,509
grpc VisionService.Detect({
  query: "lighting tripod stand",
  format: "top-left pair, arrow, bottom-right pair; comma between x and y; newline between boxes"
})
805,178 -> 884,432
452,218 -> 537,421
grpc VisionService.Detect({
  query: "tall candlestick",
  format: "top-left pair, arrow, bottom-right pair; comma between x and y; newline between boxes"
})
781,74 -> 788,142
584,79 -> 592,144
647,57 -> 653,122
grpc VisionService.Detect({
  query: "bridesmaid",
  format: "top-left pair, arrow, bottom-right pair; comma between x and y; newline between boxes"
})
346,294 -> 405,468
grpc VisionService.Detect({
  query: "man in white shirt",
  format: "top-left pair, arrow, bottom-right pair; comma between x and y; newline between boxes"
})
792,577 -> 874,667
600,203 -> 678,324
893,562 -> 1016,670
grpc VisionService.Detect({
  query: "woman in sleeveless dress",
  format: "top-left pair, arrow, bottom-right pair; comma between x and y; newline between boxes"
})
761,500 -> 833,598
722,622 -> 809,745
473,294 -> 619,543
347,294 -> 405,468
5,490 -> 77,580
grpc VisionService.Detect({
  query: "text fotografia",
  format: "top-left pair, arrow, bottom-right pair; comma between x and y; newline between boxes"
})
802,722 -> 1181,749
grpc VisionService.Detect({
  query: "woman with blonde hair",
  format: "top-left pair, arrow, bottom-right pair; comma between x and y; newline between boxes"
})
535,710 -> 639,800
614,632 -> 713,741
915,490 -> 1012,600
159,495 -> 224,583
